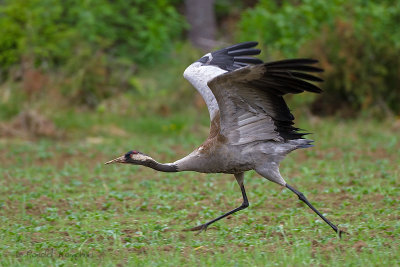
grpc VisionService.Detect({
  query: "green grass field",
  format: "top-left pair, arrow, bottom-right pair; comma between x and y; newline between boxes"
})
0,109 -> 399,266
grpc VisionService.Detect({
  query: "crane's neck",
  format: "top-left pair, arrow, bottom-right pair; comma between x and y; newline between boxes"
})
143,158 -> 178,172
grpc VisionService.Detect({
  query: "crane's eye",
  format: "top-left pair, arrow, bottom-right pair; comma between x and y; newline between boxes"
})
125,150 -> 139,159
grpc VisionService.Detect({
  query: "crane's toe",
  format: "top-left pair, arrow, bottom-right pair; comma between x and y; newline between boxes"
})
183,224 -> 209,234
337,228 -> 348,239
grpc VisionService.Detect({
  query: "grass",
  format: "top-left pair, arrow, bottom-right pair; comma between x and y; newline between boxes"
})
0,108 -> 399,266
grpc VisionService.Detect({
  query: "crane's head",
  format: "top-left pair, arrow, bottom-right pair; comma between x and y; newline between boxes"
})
104,150 -> 152,165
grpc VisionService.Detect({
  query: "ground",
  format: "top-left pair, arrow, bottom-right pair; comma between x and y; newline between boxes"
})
0,110 -> 399,266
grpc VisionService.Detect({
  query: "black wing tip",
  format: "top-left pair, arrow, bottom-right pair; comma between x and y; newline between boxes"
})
226,41 -> 259,51
228,48 -> 261,57
234,56 -> 264,64
265,58 -> 319,66
210,41 -> 263,71
265,58 -> 323,72
261,58 -> 324,94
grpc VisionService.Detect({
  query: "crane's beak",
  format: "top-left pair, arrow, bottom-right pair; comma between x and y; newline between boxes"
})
104,155 -> 126,165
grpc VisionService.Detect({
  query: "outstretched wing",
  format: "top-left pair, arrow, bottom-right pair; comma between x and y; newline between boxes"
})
184,42 -> 263,120
207,59 -> 323,145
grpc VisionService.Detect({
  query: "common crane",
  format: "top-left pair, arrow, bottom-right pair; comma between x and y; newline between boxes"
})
106,42 -> 343,237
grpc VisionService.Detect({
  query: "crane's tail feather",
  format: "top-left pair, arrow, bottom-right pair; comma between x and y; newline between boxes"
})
290,139 -> 314,149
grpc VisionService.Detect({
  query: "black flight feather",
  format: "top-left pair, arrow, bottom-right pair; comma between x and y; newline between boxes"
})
228,48 -> 261,56
245,58 -> 323,140
268,64 -> 323,73
283,71 -> 324,82
226,41 -> 259,51
210,41 -> 263,71
265,58 -> 319,66
234,57 -> 264,64
266,74 -> 323,93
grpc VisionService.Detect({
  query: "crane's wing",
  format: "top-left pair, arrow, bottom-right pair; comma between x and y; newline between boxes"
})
207,59 -> 323,145
209,41 -> 263,71
185,42 -> 263,120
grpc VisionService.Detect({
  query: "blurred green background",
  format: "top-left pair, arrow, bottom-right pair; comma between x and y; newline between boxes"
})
1,1 -> 399,266
1,0 -> 399,127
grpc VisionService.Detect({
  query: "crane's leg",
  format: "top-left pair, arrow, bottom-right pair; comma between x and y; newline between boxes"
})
286,184 -> 344,237
184,173 -> 249,234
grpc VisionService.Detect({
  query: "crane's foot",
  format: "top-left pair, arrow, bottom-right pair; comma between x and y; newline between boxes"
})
326,221 -> 347,238
183,223 -> 209,235
286,184 -> 348,238
336,227 -> 348,239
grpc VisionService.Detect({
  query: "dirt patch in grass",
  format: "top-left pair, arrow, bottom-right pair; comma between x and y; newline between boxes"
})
352,240 -> 368,252
0,110 -> 61,139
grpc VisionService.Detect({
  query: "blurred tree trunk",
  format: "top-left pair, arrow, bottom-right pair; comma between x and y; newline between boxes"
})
185,0 -> 217,50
